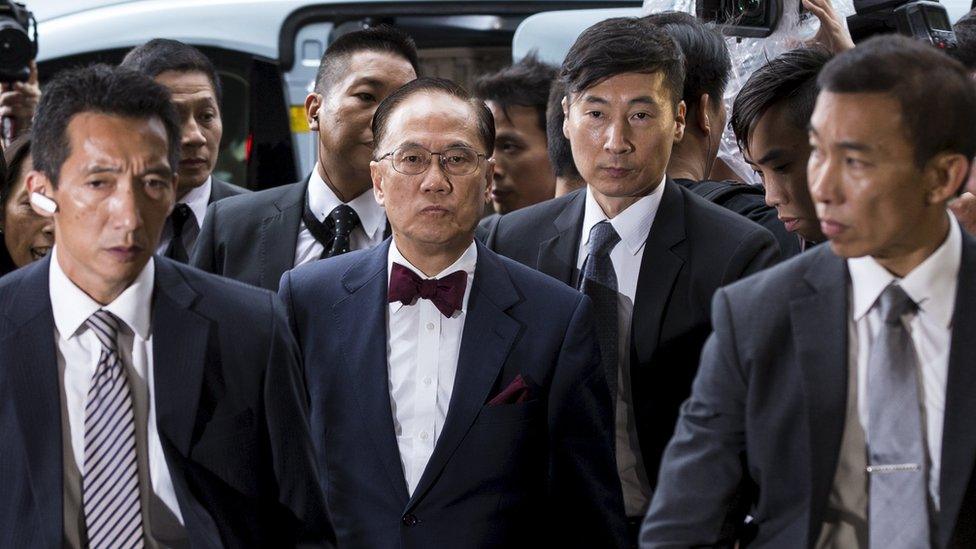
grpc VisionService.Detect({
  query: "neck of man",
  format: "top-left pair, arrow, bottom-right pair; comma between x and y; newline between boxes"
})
393,233 -> 475,278
590,174 -> 665,219
57,246 -> 135,305
874,209 -> 951,278
317,160 -> 371,203
666,130 -> 711,182
555,175 -> 586,198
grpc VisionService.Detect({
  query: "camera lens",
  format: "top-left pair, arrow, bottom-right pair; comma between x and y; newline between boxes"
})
0,21 -> 31,82
735,0 -> 765,17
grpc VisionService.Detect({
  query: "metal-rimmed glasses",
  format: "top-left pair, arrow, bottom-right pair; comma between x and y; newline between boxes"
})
376,145 -> 486,176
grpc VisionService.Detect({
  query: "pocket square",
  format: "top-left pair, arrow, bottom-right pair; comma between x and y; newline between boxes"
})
487,374 -> 533,406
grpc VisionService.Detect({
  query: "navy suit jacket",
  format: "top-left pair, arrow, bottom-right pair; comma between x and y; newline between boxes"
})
0,256 -> 334,548
278,239 -> 628,549
642,234 -> 976,548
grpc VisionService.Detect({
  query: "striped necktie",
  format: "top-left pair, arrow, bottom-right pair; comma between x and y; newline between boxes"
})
82,309 -> 145,548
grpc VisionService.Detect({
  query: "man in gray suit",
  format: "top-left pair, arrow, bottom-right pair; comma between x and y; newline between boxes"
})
642,35 -> 976,548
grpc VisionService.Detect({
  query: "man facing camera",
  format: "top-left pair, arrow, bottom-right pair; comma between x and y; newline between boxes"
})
120,39 -> 250,263
485,18 -> 779,539
643,35 -> 976,548
279,77 -> 627,548
192,26 -> 417,290
0,65 -> 333,547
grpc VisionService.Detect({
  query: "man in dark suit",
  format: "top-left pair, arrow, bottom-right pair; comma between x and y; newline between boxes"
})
191,26 -> 418,290
2,65 -> 333,547
120,39 -> 250,263
642,35 -> 976,548
485,18 -> 779,539
280,77 -> 627,548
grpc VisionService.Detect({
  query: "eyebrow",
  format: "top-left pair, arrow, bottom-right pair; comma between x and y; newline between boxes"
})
84,164 -> 173,177
581,95 -> 658,107
398,141 -> 475,150
350,77 -> 384,88
754,148 -> 788,165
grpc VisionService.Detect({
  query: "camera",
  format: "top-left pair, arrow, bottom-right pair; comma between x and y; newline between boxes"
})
0,0 -> 37,83
697,0 -> 783,37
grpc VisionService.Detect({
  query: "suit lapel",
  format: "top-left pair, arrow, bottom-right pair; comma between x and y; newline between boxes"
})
333,241 -> 411,503
2,258 -> 62,546
631,180 -> 686,365
537,189 -> 585,285
259,180 -> 307,290
152,259 -> 209,458
407,242 -> 522,509
937,233 -> 976,548
789,247 -> 849,547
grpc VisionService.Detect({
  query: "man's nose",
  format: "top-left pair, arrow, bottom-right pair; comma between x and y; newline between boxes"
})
182,116 -> 206,148
604,120 -> 633,155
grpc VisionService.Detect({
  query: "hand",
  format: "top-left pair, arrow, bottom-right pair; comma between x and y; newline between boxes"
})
950,192 -> 976,235
0,61 -> 40,144
803,0 -> 855,54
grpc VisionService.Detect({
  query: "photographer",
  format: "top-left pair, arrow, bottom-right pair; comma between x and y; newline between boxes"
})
0,61 -> 38,148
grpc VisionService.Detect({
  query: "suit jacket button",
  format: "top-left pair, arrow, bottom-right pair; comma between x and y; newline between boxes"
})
402,513 -> 419,526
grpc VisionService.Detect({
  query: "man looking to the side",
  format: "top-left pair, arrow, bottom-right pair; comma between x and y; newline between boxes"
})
642,35 -> 976,548
280,77 -> 627,548
474,54 -> 558,214
0,64 -> 332,547
192,26 -> 418,290
486,18 -> 779,542
120,39 -> 249,263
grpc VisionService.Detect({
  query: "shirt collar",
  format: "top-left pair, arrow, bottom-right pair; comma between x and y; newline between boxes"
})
180,175 -> 212,227
847,213 -> 961,328
49,246 -> 155,341
387,239 -> 478,314
308,168 -> 386,240
580,174 -> 666,257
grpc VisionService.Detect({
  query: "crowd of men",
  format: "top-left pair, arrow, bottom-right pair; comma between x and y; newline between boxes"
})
0,4 -> 975,548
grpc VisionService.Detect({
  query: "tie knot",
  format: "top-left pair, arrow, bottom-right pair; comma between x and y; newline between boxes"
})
85,309 -> 121,353
588,221 -> 620,257
171,203 -> 193,232
877,284 -> 917,325
328,204 -> 361,235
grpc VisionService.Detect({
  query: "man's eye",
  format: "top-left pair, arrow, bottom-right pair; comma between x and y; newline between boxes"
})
355,93 -> 376,102
773,163 -> 792,174
586,111 -> 603,119
499,143 -> 520,153
87,180 -> 106,189
633,112 -> 651,121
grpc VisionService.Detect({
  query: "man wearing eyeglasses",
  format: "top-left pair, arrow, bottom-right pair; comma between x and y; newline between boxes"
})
278,77 -> 628,548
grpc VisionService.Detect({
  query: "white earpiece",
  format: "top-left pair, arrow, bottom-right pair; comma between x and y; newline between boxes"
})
30,192 -> 58,214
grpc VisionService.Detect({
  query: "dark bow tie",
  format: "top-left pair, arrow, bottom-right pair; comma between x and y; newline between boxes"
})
388,263 -> 468,317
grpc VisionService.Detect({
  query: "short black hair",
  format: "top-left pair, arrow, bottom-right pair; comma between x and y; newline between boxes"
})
731,47 -> 831,154
372,77 -> 495,157
473,52 -> 557,133
32,64 -> 181,186
314,25 -> 420,94
560,17 -> 685,108
643,11 -> 730,116
546,79 -> 580,180
819,34 -> 976,167
949,8 -> 976,71
120,38 -> 222,103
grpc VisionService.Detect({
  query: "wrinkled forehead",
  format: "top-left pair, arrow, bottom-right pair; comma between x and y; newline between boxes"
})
380,91 -> 482,151
65,112 -> 172,171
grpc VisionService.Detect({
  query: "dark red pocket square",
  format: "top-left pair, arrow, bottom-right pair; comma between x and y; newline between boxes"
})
487,374 -> 533,406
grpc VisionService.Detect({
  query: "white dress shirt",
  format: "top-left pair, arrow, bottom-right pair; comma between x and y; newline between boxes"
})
575,176 -> 666,517
156,175 -> 212,255
847,214 -> 961,511
50,248 -> 186,540
386,240 -> 477,495
293,168 -> 387,267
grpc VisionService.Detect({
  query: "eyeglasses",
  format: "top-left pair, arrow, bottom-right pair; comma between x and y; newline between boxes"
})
376,145 -> 486,176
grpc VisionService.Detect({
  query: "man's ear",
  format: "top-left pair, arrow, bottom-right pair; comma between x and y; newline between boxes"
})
926,152 -> 970,204
562,95 -> 571,140
305,93 -> 323,131
483,158 -> 496,203
697,93 -> 713,137
673,99 -> 687,143
25,170 -> 57,218
370,161 -> 385,207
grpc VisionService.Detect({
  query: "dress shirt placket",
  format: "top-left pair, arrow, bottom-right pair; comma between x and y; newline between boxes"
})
414,300 -> 441,485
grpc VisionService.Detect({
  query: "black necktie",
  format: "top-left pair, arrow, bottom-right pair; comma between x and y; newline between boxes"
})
579,221 -> 621,401
165,203 -> 194,263
302,200 -> 361,259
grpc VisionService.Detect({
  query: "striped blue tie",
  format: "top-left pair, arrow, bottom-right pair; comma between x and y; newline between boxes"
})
82,309 -> 145,549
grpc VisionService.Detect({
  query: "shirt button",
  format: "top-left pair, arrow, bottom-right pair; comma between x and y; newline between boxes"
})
426,322 -> 435,331
423,377 -> 432,386
420,431 -> 429,441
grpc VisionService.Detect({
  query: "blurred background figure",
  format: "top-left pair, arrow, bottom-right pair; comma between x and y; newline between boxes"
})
0,62 -> 39,148
546,79 -> 587,197
475,53 -> 558,215
0,135 -> 53,276
947,8 -> 976,234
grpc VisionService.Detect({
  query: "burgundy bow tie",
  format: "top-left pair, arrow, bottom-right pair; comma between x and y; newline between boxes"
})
388,263 -> 468,317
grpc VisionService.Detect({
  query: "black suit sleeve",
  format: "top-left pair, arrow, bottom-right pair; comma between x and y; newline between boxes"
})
639,288 -> 749,548
722,226 -> 780,284
548,294 -> 629,548
190,202 -> 220,274
263,293 -> 336,547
